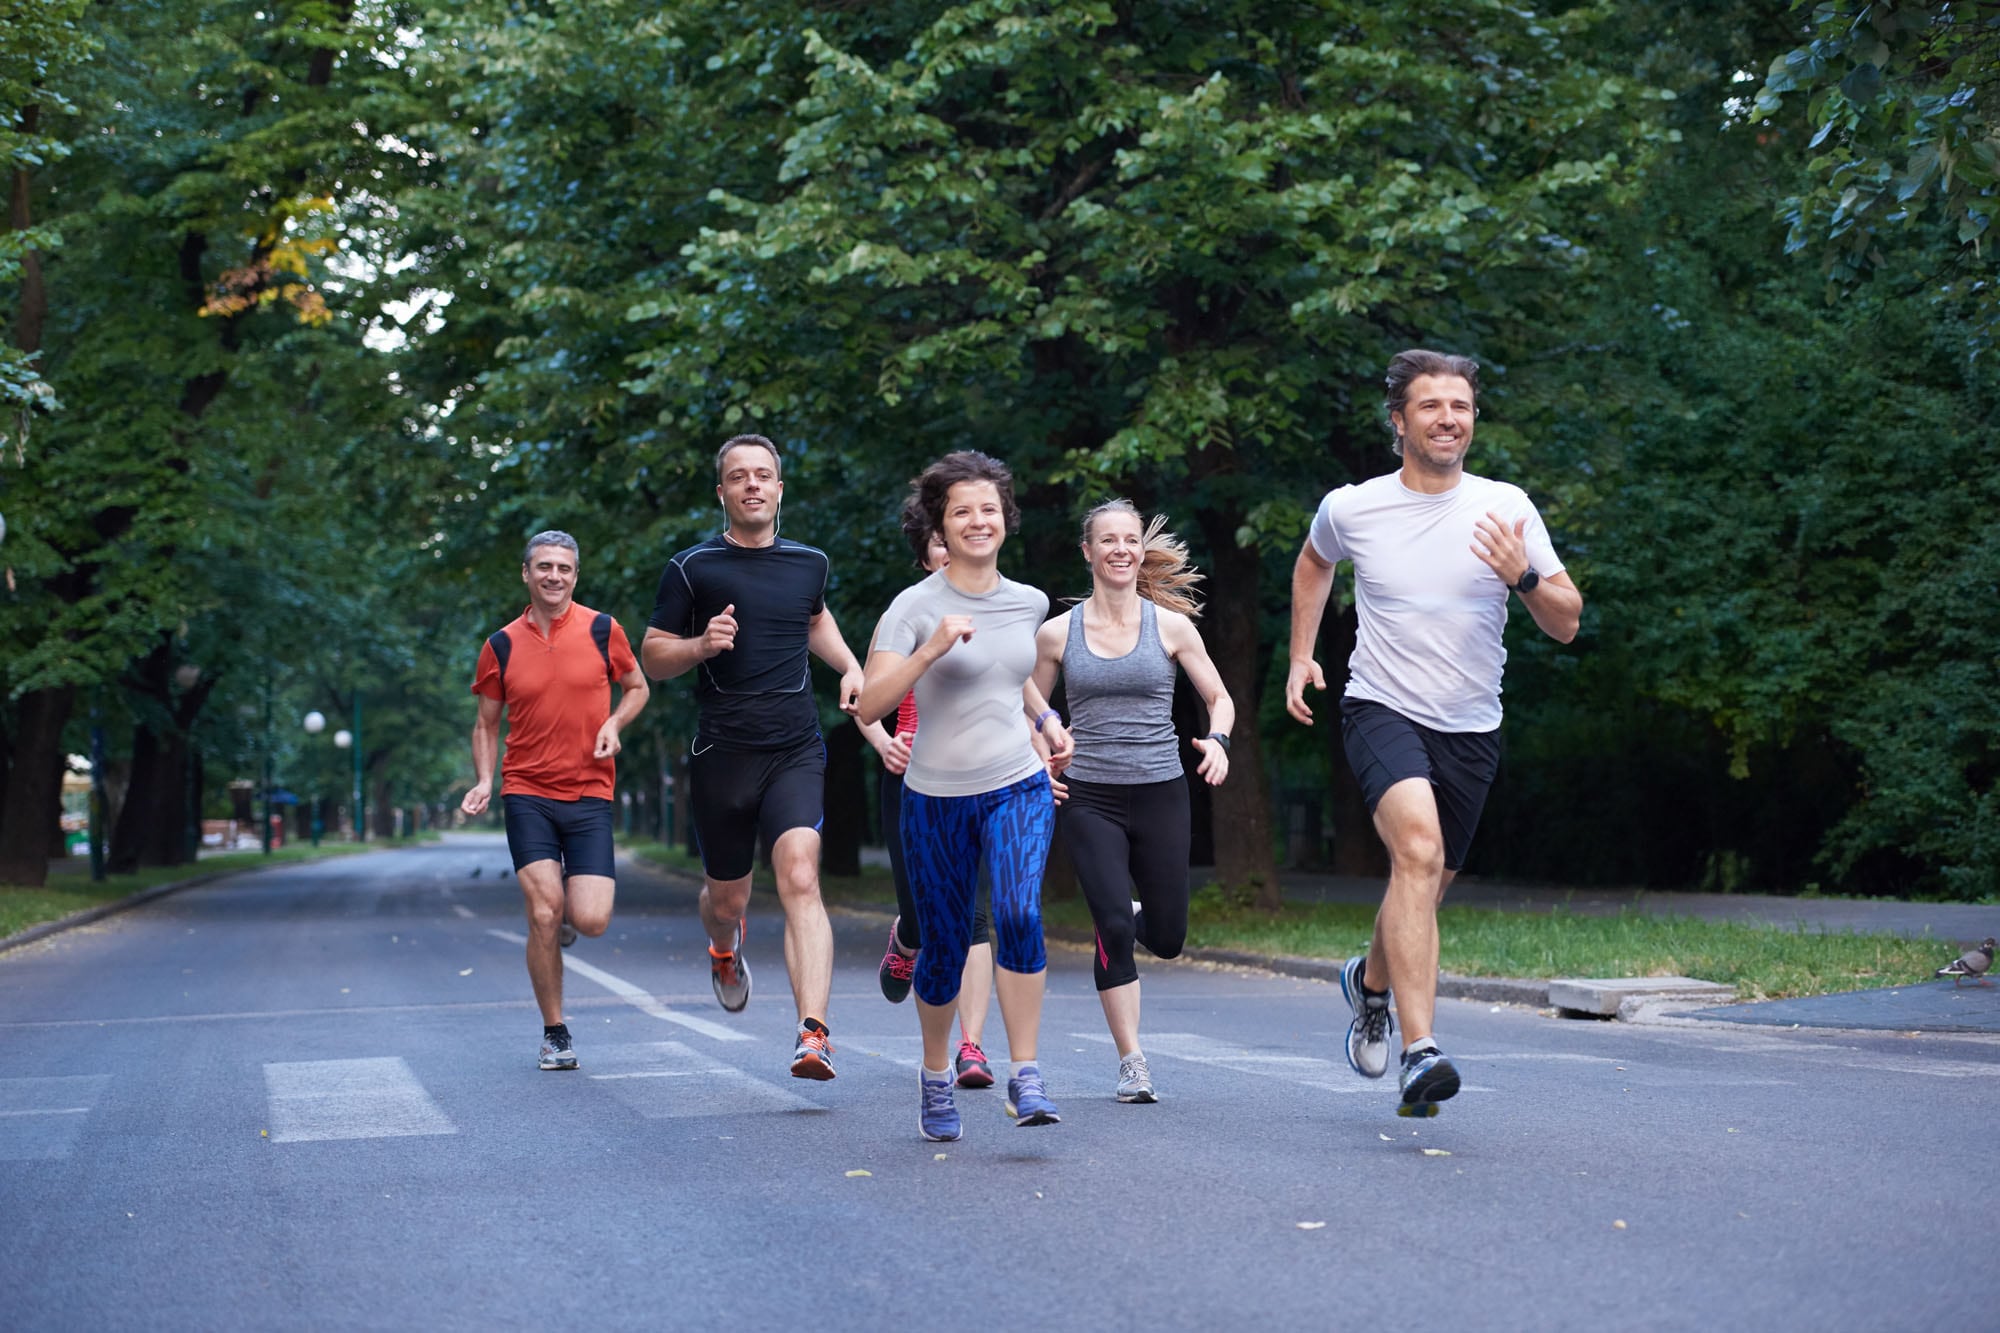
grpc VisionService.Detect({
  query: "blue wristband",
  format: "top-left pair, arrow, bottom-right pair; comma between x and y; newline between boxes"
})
1034,709 -> 1059,732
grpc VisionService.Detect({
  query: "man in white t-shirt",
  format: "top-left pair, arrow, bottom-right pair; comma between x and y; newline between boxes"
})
1286,349 -> 1582,1117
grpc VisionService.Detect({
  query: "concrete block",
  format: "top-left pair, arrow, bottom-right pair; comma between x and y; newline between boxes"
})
1548,976 -> 1736,1017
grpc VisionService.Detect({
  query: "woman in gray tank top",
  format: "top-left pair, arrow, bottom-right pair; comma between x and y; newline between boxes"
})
1031,499 -> 1235,1104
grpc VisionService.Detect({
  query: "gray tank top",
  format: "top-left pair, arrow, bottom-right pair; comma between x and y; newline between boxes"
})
1063,598 -> 1182,784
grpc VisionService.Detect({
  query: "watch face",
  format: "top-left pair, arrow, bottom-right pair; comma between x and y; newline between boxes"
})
1516,569 -> 1539,594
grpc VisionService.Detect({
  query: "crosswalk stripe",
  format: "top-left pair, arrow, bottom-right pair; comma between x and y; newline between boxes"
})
263,1057 -> 456,1143
486,929 -> 751,1042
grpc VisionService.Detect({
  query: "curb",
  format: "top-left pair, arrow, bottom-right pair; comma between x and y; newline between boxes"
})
0,872 -> 233,955
827,900 -> 1557,1008
0,846 -> 394,956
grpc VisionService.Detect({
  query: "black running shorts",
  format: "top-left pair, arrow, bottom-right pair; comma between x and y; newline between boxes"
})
1339,698 -> 1501,871
503,794 -> 616,879
689,734 -> 826,881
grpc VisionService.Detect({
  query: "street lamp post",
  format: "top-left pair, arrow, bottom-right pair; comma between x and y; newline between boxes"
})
334,723 -> 357,841
303,710 -> 326,846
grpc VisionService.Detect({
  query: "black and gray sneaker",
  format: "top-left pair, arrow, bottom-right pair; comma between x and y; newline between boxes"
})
539,1025 -> 578,1071
558,922 -> 578,949
1396,1045 -> 1459,1118
1339,955 -> 1394,1079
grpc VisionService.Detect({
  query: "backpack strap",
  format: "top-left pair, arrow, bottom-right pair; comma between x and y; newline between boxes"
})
486,629 -> 513,699
591,612 -> 616,683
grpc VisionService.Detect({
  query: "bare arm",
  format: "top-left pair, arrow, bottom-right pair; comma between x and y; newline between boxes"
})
1285,541 -> 1339,725
1155,609 -> 1235,784
857,611 -> 972,724
642,607 -> 737,682
1022,677 -> 1072,772
855,715 -> 913,776
1471,512 -> 1583,644
459,694 -> 505,815
592,669 -> 651,759
806,607 -> 865,715
1030,614 -> 1067,705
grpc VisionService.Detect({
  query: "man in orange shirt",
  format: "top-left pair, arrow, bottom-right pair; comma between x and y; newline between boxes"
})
461,530 -> 650,1071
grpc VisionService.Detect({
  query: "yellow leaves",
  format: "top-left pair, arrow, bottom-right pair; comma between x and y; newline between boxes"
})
1421,1148 -> 1452,1157
198,195 -> 338,326
845,1169 -> 871,1178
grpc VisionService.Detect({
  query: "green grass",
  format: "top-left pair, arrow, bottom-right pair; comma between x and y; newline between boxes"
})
1045,887 -> 1951,1002
0,836 -> 438,940
598,842 -> 1950,1003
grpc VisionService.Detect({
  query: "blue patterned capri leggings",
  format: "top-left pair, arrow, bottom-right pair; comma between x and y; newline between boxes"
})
900,771 -> 1055,1008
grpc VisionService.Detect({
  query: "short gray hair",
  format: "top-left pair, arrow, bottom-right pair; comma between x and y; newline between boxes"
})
522,530 -> 581,566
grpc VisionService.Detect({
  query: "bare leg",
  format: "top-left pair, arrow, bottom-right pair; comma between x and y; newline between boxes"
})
772,827 -> 832,1023
956,942 -> 994,1047
994,966 -> 1046,1065
700,872 -> 752,953
517,860 -> 567,1025
1098,979 -> 1141,1057
918,996 -> 958,1071
565,873 -> 615,937
1363,777 -> 1451,1045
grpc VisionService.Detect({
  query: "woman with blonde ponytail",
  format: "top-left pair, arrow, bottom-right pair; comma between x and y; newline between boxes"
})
1031,499 -> 1235,1104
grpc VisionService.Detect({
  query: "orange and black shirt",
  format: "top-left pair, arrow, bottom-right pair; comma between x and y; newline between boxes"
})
470,602 -> 638,802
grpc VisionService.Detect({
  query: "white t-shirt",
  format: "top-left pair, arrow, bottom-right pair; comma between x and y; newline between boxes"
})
872,570 -> 1048,798
1308,471 -> 1562,733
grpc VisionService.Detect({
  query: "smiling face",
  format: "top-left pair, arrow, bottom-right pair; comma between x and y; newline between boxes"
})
521,544 -> 578,618
940,480 -> 1005,563
716,442 -> 782,534
1390,373 -> 1477,476
1083,507 -> 1144,590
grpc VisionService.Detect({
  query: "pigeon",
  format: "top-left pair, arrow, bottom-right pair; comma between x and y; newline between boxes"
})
1935,938 -> 1995,986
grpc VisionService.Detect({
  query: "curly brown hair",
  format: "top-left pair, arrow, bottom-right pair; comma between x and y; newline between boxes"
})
907,451 -> 1020,548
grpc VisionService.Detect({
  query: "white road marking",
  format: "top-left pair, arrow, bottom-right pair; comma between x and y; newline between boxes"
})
263,1057 -> 456,1143
1072,1032 -> 1496,1096
585,1041 -> 819,1118
0,1075 -> 108,1160
451,904 -> 475,919
486,930 -> 749,1042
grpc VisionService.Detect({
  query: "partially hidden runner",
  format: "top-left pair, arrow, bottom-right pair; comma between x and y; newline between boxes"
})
461,530 -> 651,1072
858,451 -> 1071,1142
641,434 -> 868,1082
1032,499 -> 1234,1104
860,511 -> 1002,1090
1286,349 -> 1582,1117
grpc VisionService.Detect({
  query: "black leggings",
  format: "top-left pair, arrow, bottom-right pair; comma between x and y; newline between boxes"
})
1058,776 -> 1190,991
881,770 -> 988,952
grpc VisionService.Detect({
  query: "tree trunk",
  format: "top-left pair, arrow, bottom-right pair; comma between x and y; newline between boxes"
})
0,686 -> 74,886
820,721 -> 864,876
371,773 -> 395,839
1194,517 -> 1280,906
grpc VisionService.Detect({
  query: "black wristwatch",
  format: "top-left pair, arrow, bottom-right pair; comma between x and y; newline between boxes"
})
1205,733 -> 1231,753
1509,568 -> 1540,596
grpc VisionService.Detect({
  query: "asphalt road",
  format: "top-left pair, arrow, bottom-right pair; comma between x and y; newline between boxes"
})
3,835 -> 1994,1332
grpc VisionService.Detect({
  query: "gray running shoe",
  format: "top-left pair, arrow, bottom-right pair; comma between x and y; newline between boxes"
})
539,1026 -> 578,1071
558,922 -> 578,949
1339,954 -> 1394,1079
1116,1050 -> 1157,1104
710,921 -> 751,1012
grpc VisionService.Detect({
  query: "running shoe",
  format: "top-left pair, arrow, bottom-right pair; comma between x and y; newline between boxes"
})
878,920 -> 915,1004
791,1022 -> 837,1080
538,1026 -> 578,1071
954,1038 -> 994,1089
1115,1050 -> 1156,1104
919,1069 -> 962,1142
1339,954 -> 1394,1079
1005,1065 -> 1061,1126
559,922 -> 578,949
1397,1045 -> 1461,1118
709,921 -> 751,1013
